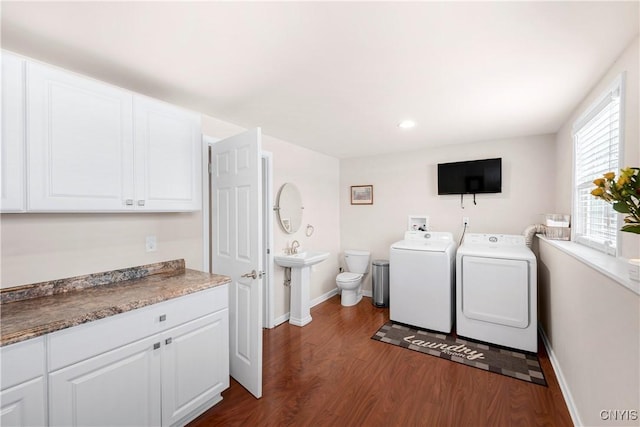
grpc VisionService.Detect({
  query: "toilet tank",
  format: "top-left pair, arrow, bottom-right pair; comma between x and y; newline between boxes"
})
344,250 -> 371,274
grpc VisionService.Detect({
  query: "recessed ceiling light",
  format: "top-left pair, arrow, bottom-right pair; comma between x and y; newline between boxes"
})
398,120 -> 416,129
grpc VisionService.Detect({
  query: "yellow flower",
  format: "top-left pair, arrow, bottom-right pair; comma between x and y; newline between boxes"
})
591,167 -> 640,234
621,167 -> 634,177
617,175 -> 629,186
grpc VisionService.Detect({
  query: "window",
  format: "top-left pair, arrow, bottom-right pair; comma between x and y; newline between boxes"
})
572,74 -> 624,255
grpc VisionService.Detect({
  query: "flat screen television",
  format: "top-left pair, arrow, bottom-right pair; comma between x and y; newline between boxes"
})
437,158 -> 502,195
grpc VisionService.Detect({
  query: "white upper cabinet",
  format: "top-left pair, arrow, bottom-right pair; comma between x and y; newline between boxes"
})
1,52 -> 26,212
134,96 -> 201,212
13,51 -> 201,212
27,61 -> 135,212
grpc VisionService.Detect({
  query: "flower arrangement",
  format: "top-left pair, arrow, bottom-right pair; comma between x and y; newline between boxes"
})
591,167 -> 640,234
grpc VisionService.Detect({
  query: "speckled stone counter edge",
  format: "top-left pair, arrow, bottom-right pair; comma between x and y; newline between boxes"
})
0,259 -> 185,304
1,259 -> 231,347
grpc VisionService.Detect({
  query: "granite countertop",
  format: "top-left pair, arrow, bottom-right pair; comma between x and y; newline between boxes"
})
0,259 -> 231,347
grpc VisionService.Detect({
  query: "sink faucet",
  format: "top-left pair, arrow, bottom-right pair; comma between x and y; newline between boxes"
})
291,240 -> 300,254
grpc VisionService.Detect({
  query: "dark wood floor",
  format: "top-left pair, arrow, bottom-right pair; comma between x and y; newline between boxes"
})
190,296 -> 572,427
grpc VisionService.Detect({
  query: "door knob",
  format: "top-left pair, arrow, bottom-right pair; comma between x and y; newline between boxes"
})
241,270 -> 264,280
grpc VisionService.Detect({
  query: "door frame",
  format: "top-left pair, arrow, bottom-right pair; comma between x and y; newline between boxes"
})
261,152 -> 275,329
202,136 -> 275,328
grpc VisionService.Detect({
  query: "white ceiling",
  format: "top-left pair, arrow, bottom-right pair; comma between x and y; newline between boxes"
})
2,1 -> 638,159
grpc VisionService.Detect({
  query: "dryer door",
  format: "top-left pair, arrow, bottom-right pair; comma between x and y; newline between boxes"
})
461,256 -> 529,328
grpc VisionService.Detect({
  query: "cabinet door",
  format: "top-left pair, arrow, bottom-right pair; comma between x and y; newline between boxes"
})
27,61 -> 135,211
49,335 -> 161,427
1,51 -> 26,212
0,377 -> 46,427
134,96 -> 201,212
161,310 -> 229,426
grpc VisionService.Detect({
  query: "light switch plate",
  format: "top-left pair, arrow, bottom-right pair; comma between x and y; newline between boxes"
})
146,235 -> 157,252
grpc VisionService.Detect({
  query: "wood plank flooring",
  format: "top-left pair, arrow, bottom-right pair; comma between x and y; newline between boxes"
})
190,296 -> 572,427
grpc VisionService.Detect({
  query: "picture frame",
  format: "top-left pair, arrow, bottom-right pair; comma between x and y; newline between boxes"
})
351,185 -> 373,205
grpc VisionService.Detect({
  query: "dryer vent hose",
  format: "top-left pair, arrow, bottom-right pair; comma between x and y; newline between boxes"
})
523,224 -> 546,248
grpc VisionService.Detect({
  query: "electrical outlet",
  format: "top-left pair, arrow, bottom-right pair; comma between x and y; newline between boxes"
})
463,217 -> 469,227
145,235 -> 157,252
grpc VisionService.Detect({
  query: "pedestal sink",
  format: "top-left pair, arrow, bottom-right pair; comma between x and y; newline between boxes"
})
274,251 -> 330,327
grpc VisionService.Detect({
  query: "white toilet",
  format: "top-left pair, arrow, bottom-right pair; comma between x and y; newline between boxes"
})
336,250 -> 371,307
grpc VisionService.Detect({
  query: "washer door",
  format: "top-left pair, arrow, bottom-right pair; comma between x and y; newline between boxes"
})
461,256 -> 530,328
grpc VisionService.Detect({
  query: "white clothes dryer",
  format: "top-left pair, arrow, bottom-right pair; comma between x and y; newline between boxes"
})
390,231 -> 456,333
456,234 -> 537,352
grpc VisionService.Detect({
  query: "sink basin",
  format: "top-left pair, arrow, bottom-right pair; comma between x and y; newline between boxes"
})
274,250 -> 330,328
274,251 -> 330,268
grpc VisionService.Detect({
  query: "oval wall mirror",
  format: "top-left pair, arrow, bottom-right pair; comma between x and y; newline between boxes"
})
276,183 -> 303,234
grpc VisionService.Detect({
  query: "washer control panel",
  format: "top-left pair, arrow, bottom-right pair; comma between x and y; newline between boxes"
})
403,231 -> 454,242
464,233 -> 526,247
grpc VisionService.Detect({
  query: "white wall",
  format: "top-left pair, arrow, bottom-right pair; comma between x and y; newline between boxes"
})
537,239 -> 639,426
540,36 -> 640,426
0,212 -> 203,287
339,134 -> 557,293
202,117 -> 341,321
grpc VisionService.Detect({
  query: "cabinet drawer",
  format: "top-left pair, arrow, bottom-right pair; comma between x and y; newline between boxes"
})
1,337 -> 45,390
48,285 -> 228,371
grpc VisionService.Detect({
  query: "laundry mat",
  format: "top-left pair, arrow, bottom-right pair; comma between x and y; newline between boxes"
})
371,321 -> 547,386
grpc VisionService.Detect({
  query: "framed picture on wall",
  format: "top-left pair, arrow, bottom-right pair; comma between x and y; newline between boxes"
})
351,185 -> 373,205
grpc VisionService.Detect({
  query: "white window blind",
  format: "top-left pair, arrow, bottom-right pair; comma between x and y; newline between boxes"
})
572,75 -> 623,255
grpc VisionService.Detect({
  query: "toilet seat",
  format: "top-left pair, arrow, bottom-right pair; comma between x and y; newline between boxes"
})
337,272 -> 362,283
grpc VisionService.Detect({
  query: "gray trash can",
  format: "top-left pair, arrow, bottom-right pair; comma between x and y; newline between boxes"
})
372,259 -> 390,307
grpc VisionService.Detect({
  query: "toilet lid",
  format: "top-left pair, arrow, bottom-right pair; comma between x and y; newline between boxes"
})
337,272 -> 361,282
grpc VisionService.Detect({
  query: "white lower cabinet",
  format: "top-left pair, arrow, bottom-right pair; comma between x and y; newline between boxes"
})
0,378 -> 47,427
0,338 -> 46,427
49,334 -> 162,427
0,285 -> 229,427
161,312 -> 229,426
47,287 -> 229,427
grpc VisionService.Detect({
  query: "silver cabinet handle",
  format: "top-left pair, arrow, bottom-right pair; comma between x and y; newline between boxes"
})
165,338 -> 172,345
125,199 -> 134,206
137,200 -> 145,206
153,342 -> 160,350
159,314 -> 166,322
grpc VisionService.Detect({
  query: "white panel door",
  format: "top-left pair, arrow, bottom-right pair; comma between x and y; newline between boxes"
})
48,335 -> 161,427
27,61 -> 134,211
0,377 -> 46,427
211,128 -> 263,398
161,310 -> 229,426
461,256 -> 530,328
133,96 -> 201,211
1,52 -> 26,212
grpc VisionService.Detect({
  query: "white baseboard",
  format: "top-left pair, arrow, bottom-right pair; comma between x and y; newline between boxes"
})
362,289 -> 372,298
539,325 -> 582,426
273,312 -> 289,327
310,287 -> 338,308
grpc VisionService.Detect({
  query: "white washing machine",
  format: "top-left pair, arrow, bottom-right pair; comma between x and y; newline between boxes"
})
456,233 -> 537,352
390,231 -> 456,333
